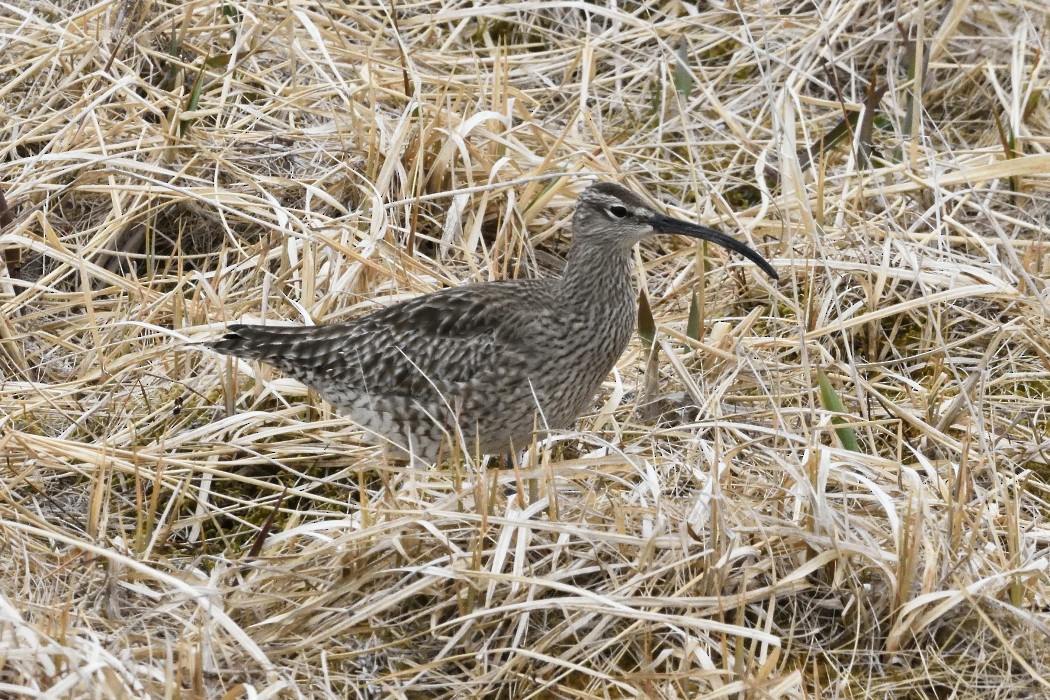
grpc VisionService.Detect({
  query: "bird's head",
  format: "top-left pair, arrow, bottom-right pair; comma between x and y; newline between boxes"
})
573,182 -> 778,280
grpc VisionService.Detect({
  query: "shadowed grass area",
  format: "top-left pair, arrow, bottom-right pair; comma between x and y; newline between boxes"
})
2,0 -> 1050,697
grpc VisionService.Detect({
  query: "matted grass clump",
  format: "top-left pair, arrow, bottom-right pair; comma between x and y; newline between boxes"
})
2,1 -> 1049,697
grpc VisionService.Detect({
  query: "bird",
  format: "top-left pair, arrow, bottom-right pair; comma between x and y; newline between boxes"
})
207,182 -> 778,462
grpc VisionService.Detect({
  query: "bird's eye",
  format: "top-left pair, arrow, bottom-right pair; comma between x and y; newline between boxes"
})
606,205 -> 629,218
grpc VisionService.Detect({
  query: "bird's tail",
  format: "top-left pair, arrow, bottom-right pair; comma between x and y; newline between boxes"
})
207,324 -> 322,365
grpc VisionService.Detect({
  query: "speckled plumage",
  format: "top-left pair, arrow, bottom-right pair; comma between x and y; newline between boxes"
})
209,183 -> 777,461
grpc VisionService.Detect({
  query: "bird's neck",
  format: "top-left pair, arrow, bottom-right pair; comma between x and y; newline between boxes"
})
558,241 -> 636,312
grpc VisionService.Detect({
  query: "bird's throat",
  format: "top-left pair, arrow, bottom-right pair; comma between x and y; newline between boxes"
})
558,243 -> 637,326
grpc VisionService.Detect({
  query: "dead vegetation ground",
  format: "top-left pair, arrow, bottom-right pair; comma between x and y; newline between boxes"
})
2,0 -> 1050,698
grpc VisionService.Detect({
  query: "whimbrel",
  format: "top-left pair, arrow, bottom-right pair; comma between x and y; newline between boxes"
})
208,183 -> 777,461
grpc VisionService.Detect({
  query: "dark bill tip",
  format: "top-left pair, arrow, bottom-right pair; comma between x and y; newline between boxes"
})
650,214 -> 779,280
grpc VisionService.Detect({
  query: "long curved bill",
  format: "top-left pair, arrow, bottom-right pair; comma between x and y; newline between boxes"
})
650,214 -> 778,280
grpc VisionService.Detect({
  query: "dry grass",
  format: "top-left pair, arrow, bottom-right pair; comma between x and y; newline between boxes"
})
2,0 -> 1050,697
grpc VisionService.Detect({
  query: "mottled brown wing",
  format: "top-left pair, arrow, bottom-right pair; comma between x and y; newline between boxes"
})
209,279 -> 558,401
